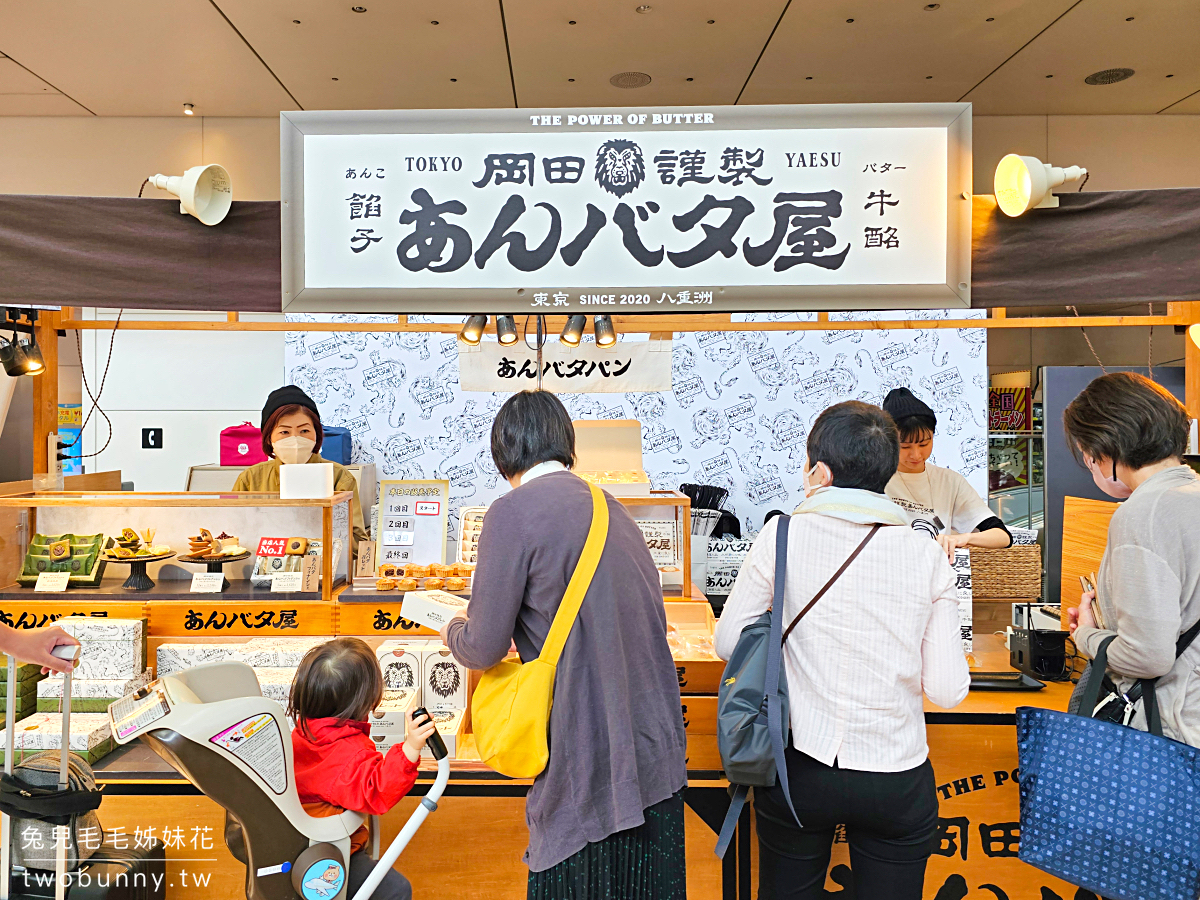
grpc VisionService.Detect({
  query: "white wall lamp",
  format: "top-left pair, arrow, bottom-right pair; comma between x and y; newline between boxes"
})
994,154 -> 1087,217
147,163 -> 233,226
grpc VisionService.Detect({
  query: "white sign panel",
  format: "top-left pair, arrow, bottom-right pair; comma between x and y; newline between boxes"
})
281,104 -> 972,314
377,479 -> 450,567
458,338 -> 672,393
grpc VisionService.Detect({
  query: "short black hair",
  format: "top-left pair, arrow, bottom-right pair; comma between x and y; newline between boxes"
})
491,390 -> 577,481
893,413 -> 937,444
763,509 -> 786,525
807,400 -> 899,493
288,638 -> 382,740
1063,372 -> 1188,470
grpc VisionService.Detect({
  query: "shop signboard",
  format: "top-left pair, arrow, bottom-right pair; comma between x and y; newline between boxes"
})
458,336 -> 671,393
281,103 -> 971,314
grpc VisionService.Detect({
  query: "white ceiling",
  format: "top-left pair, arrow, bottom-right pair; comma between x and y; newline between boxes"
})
0,0 -> 1196,116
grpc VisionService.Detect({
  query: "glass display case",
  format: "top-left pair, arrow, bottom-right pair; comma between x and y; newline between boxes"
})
988,401 -> 1044,530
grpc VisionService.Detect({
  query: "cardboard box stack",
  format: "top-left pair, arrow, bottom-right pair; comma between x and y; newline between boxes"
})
0,657 -> 47,725
40,618 -> 151,720
38,670 -> 153,713
373,640 -> 467,758
0,712 -> 113,765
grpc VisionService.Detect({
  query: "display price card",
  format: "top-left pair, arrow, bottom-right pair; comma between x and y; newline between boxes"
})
34,573 -> 71,592
377,480 -> 449,568
190,573 -> 225,593
271,572 -> 304,593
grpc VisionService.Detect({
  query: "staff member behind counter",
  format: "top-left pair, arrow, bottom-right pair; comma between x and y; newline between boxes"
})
233,385 -> 369,553
881,388 -> 1011,561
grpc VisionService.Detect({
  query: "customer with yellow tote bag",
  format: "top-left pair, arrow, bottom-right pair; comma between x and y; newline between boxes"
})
441,391 -> 687,900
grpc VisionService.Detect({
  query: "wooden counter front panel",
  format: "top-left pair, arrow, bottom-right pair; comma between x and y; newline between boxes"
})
149,601 -> 335,635
0,599 -> 147,629
336,602 -> 439,637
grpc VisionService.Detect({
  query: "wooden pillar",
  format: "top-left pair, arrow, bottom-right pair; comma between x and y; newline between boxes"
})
1186,302 -> 1200,420
31,309 -> 59,475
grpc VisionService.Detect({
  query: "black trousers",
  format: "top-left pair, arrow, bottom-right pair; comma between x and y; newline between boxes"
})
754,747 -> 939,900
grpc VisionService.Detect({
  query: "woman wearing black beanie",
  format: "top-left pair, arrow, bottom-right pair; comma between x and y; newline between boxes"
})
881,387 -> 1011,561
232,385 -> 369,552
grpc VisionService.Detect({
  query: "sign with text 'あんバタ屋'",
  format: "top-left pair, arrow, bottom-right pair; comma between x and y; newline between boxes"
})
281,104 -> 971,315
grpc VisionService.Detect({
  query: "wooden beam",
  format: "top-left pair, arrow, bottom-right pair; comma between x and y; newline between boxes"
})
227,311 -> 239,322
31,309 -> 59,475
59,313 -> 1187,333
991,307 -> 1007,320
1184,302 -> 1200,419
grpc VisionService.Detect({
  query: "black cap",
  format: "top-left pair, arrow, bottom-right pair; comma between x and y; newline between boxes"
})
882,388 -> 936,427
261,385 -> 320,434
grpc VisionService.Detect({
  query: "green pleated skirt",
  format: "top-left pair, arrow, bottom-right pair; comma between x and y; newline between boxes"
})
527,792 -> 686,900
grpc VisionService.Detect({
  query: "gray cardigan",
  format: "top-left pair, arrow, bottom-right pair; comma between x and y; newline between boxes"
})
1075,465 -> 1200,746
444,470 -> 687,871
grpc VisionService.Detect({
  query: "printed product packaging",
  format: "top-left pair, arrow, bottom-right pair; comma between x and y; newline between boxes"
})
399,590 -> 469,632
37,669 -> 152,713
0,712 -> 114,764
368,689 -> 418,735
371,708 -> 464,760
422,644 -> 468,712
375,641 -> 433,705
48,617 -> 145,681
156,642 -> 278,677
252,668 -> 299,706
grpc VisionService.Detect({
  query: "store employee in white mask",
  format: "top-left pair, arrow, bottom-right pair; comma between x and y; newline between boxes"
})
882,388 -> 1012,561
233,385 -> 369,552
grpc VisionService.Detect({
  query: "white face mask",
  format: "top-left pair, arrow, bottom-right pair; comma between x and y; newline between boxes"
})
1086,456 -> 1132,500
802,461 -> 825,498
274,435 -> 316,465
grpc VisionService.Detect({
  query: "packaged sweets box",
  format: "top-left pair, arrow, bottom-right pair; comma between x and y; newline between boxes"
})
399,590 -> 469,632
422,644 -> 468,712
367,689 -> 418,734
371,708 -> 464,759
0,659 -> 48,683
37,670 -> 152,713
376,641 -> 434,707
157,637 -> 329,676
252,668 -> 299,706
47,617 -> 146,681
0,712 -> 114,764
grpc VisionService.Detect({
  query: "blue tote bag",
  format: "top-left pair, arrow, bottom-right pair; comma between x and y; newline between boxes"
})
1017,633 -> 1200,900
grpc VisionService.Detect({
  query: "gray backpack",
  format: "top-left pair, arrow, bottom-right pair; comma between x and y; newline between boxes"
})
715,517 -> 880,857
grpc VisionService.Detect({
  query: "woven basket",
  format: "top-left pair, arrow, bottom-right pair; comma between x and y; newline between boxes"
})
970,545 -> 1042,599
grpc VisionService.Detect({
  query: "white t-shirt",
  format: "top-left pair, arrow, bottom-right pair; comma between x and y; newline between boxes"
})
885,464 -> 994,537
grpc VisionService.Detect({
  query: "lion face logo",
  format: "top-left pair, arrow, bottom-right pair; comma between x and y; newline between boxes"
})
383,661 -> 416,690
595,139 -> 645,197
428,661 -> 462,699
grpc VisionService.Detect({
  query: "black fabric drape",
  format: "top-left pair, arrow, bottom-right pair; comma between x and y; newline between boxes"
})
0,196 -> 280,312
970,189 -> 1200,307
0,190 -> 1197,312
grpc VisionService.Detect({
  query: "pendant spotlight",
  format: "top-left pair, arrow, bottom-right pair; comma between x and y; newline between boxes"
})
559,315 -> 587,347
994,154 -> 1087,217
458,315 -> 489,345
594,315 -> 617,348
0,331 -> 45,377
495,315 -> 518,345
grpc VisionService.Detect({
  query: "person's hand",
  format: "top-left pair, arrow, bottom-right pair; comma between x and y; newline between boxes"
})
402,709 -> 439,763
0,625 -> 80,675
936,532 -> 972,562
438,609 -> 468,644
1069,589 -> 1097,635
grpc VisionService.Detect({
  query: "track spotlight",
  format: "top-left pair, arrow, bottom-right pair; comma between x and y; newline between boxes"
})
495,315 -> 518,345
994,154 -> 1087,217
594,315 -> 616,348
458,315 -> 488,345
0,332 -> 44,377
560,315 -> 587,347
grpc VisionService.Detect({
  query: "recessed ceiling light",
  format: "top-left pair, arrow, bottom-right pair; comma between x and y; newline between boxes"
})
1125,16 -> 1134,21
450,78 -> 457,82
182,103 -> 194,115
986,17 -> 995,22
636,4 -> 652,13
568,78 -> 575,82
1167,73 -> 1175,78
351,5 -> 367,12
430,19 -> 438,24
292,19 -> 300,24
805,76 -> 813,80
707,19 -> 715,24
686,77 -> 694,82
331,77 -> 339,81
568,19 -> 576,24
1084,67 -> 1135,85
846,18 -> 855,23
924,3 -> 940,9
1046,74 -> 1053,78
926,75 -> 933,79
610,71 -> 652,89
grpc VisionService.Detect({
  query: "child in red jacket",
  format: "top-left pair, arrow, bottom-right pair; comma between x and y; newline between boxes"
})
288,638 -> 436,900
